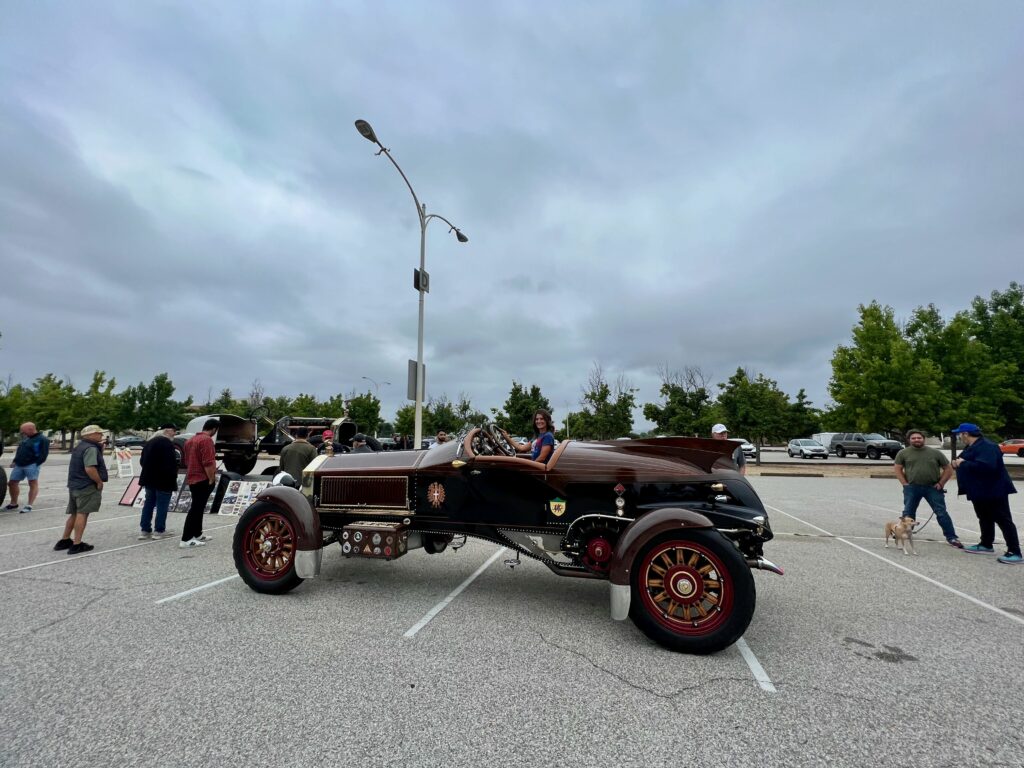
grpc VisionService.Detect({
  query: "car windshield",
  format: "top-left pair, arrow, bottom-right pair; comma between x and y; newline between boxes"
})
797,440 -> 821,446
864,433 -> 887,441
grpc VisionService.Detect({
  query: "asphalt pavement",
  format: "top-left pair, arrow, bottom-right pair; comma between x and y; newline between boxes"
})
1,453 -> 1022,768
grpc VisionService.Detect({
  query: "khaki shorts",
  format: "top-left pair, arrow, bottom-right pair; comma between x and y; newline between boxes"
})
67,486 -> 102,516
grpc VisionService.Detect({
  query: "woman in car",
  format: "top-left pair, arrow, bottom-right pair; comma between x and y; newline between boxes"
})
507,409 -> 557,463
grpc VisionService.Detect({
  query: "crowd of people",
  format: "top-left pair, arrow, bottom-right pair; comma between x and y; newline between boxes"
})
3,413 -> 1019,564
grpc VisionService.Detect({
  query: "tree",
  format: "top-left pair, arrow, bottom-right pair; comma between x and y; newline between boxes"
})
393,404 -> 415,437
211,388 -> 238,414
289,393 -> 321,417
454,392 -> 487,429
132,374 -> 192,430
246,379 -> 266,412
716,368 -> 791,445
347,391 -> 382,435
564,364 -> 636,440
968,282 -> 1024,435
828,302 -> 946,434
492,382 -> 552,437
424,395 -> 459,435
643,366 -> 716,436
29,374 -> 78,447
788,389 -> 822,438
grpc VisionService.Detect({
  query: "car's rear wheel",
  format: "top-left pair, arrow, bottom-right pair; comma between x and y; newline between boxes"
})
629,530 -> 755,655
234,502 -> 303,594
223,452 -> 258,475
835,446 -> 846,457
1017,448 -> 1024,458
866,447 -> 880,460
787,450 -> 794,457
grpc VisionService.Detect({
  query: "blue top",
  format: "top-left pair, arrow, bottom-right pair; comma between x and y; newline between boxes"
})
14,433 -> 50,467
955,437 -> 1016,501
532,432 -> 555,461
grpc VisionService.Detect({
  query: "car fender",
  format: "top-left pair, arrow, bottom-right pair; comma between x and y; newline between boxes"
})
253,486 -> 323,578
607,507 -> 715,620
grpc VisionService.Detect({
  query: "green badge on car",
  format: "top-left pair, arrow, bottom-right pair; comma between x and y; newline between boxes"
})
549,498 -> 567,517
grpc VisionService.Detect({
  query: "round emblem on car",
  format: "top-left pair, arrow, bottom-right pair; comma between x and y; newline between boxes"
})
372,533 -> 382,545
353,531 -> 363,542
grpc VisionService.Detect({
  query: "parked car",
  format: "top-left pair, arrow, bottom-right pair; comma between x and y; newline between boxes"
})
829,432 -> 902,459
787,439 -> 829,459
232,425 -> 782,655
732,438 -> 756,458
999,439 -> 1024,457
114,435 -> 147,448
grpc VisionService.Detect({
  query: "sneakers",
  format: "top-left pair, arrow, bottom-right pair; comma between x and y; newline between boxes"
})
152,530 -> 175,539
3,504 -> 18,511
964,544 -> 995,554
946,538 -> 965,549
68,542 -> 95,555
997,553 -> 1024,565
19,505 -> 32,513
138,531 -> 153,540
197,534 -> 213,542
179,538 -> 207,548
53,538 -> 73,551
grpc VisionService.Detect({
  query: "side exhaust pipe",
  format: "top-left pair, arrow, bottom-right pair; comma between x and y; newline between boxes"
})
747,557 -> 784,575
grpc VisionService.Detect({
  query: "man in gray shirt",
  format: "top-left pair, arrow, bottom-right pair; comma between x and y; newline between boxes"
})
279,428 -> 318,482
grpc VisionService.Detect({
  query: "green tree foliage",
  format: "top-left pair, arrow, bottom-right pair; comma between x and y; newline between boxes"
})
492,382 -> 552,436
289,393 -> 321,417
347,392 -> 382,435
968,282 -> 1024,435
454,393 -> 487,429
424,395 -> 459,435
828,302 -> 947,435
211,388 -> 239,414
565,365 -> 636,440
129,373 -> 192,430
393,404 -> 415,437
788,389 -> 822,437
0,381 -> 30,441
716,368 -> 792,444
643,366 -> 716,437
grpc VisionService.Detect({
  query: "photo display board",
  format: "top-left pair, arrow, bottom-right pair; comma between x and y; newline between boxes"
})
217,479 -> 271,516
118,477 -> 143,507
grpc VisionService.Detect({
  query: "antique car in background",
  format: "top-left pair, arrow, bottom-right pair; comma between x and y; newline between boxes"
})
231,425 -> 782,654
999,438 -> 1024,457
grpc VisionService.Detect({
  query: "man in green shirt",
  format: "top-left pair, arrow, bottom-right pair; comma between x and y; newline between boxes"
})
279,427 -> 318,483
894,429 -> 961,548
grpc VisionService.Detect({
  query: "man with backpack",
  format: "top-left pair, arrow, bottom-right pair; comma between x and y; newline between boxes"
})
6,422 -> 50,513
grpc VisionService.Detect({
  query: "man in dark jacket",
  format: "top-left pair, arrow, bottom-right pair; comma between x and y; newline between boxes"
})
5,422 -> 50,513
951,422 -> 1021,564
138,424 -> 179,540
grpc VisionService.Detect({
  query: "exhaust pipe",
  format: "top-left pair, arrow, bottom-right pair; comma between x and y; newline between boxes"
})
747,557 -> 784,575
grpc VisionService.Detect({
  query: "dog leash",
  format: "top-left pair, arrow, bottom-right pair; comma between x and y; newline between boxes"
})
912,510 -> 935,533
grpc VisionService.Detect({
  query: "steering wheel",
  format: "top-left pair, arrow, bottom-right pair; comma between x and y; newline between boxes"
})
482,423 -> 516,457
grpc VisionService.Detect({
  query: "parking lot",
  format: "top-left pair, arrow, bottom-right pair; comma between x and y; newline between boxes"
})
1,454 -> 1022,768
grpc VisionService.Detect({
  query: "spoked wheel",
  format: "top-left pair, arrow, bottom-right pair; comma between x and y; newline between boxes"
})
629,530 -> 754,654
233,502 -> 303,594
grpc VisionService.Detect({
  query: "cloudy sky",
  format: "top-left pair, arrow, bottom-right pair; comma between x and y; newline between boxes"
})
2,2 -> 1022,430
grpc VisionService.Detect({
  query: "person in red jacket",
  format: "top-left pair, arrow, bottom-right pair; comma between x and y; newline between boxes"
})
181,419 -> 218,549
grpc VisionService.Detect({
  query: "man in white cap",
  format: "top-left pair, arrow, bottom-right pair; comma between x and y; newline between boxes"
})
711,423 -> 746,475
54,424 -> 108,554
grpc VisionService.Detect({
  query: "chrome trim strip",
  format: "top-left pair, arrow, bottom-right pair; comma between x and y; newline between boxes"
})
295,548 -> 322,579
610,583 -> 631,620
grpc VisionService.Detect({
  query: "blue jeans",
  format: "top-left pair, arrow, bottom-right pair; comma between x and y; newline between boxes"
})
902,484 -> 957,540
140,488 -> 172,533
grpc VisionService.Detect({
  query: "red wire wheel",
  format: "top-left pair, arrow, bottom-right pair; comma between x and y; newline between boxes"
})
629,530 -> 755,654
233,503 -> 304,594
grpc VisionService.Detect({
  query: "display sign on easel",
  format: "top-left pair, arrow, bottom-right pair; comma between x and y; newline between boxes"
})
113,448 -> 135,478
217,479 -> 271,516
118,477 -> 143,506
170,475 -> 222,515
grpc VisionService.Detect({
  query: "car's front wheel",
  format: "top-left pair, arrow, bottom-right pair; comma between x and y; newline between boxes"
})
835,446 -> 846,457
866,447 -> 880,460
629,530 -> 755,655
1018,448 -> 1024,458
234,502 -> 304,594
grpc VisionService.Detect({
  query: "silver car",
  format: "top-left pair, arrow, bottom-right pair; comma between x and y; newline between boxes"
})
787,438 -> 829,459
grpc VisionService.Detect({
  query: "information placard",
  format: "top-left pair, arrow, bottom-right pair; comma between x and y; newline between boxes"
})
217,479 -> 271,516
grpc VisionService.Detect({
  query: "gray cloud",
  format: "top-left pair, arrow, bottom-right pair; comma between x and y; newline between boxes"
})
2,1 -> 1022,429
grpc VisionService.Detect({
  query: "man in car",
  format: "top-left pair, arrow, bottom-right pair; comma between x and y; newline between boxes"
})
280,427 -> 318,481
711,423 -> 746,475
6,422 -> 50,513
893,429 -> 961,548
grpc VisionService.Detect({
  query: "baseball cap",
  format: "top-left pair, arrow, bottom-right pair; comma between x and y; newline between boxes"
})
950,422 -> 981,433
711,423 -> 729,434
159,423 -> 177,431
353,433 -> 368,442
322,430 -> 334,438
81,424 -> 104,436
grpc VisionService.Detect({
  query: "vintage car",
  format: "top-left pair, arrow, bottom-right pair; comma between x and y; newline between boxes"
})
999,439 -> 1024,457
231,425 -> 782,654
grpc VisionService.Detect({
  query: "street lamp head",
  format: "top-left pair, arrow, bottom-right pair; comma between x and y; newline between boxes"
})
454,228 -> 469,243
354,119 -> 381,145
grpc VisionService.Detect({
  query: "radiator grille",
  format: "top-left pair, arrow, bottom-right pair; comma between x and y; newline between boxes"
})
320,476 -> 408,509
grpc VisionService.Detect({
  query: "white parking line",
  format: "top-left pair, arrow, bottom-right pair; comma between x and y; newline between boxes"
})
766,504 -> 1024,628
0,522 -> 237,577
845,498 -> 991,542
155,574 -> 239,604
0,513 -> 141,538
736,638 -> 776,693
404,547 -> 507,638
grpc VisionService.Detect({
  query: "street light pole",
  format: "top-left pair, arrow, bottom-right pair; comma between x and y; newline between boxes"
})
355,119 -> 468,449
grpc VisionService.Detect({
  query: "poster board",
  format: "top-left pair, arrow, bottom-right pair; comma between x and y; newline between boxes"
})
217,479 -> 271,516
118,477 -> 143,506
113,448 -> 135,479
170,475 -> 220,515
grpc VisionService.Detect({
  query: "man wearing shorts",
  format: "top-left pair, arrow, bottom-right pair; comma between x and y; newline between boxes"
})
6,422 -> 50,513
55,424 -> 108,554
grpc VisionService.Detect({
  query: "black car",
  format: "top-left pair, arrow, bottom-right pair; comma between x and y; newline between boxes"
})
114,435 -> 147,448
